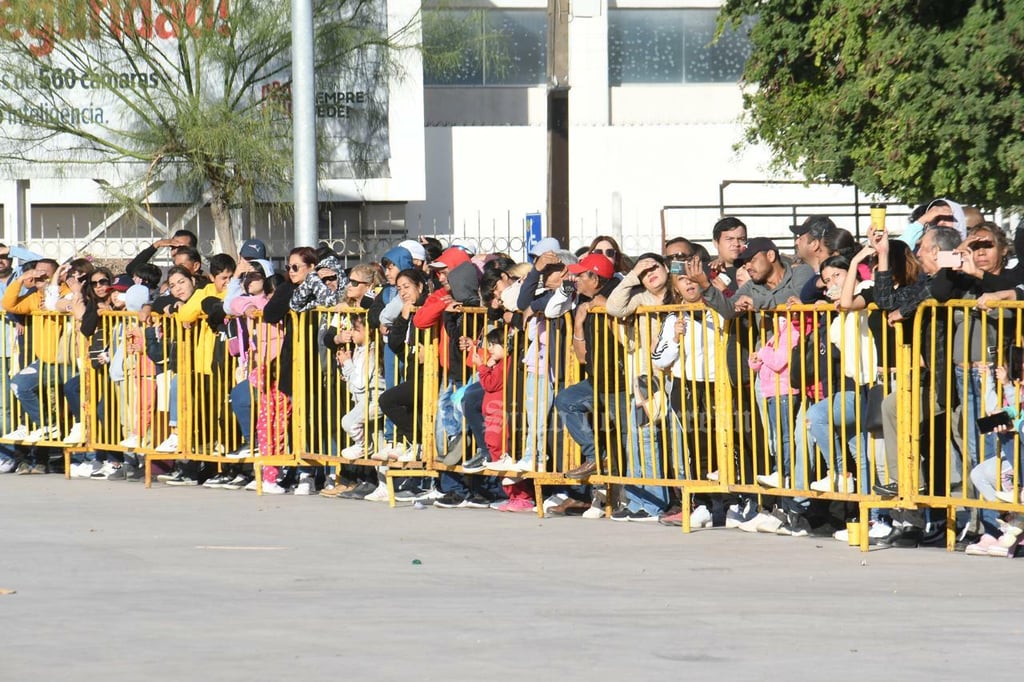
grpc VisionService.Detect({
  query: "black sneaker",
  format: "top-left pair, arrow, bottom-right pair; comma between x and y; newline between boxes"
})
611,508 -> 633,522
222,474 -> 252,491
203,473 -> 231,489
339,481 -> 377,499
629,510 -> 659,523
462,493 -> 491,509
872,482 -> 899,497
394,487 -> 424,502
165,471 -> 198,486
778,511 -> 812,537
461,453 -> 487,473
433,491 -> 466,508
106,466 -> 126,481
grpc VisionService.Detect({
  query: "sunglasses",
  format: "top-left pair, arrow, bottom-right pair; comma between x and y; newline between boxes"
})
667,253 -> 693,261
0,253 -> 10,260
288,263 -> 305,272
967,240 -> 994,251
591,248 -> 617,258
90,278 -> 111,287
347,279 -> 369,287
320,275 -> 338,284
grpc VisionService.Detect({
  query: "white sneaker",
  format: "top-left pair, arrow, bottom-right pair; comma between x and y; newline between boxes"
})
63,422 -> 85,445
738,511 -> 771,533
262,481 -> 286,495
294,475 -> 314,496
90,461 -> 117,479
514,457 -> 544,473
1,425 -> 31,441
833,528 -> 850,542
543,493 -> 568,511
706,470 -> 720,482
488,454 -> 516,471
363,484 -> 390,502
0,457 -> 16,474
72,461 -> 100,479
756,511 -> 784,533
811,473 -> 856,493
156,433 -> 179,453
226,446 -> 251,459
756,472 -> 787,488
340,444 -> 364,460
244,479 -> 259,491
690,505 -> 713,529
397,445 -> 421,463
868,521 -> 893,539
119,435 -> 139,450
582,505 -> 604,519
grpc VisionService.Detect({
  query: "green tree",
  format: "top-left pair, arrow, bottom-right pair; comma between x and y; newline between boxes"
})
720,1 -> 1024,208
0,0 -> 411,252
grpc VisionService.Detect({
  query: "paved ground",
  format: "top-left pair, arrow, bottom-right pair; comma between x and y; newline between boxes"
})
1,476 -> 1021,681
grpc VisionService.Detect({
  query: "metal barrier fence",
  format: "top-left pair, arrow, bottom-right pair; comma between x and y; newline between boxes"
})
6,300 -> 1024,551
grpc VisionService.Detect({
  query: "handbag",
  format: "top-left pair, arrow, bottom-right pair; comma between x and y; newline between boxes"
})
863,384 -> 885,435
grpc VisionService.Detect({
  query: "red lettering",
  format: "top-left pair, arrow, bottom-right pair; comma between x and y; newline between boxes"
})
125,0 -> 153,39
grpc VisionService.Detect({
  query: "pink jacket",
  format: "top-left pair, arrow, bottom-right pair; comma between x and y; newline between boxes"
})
748,319 -> 800,398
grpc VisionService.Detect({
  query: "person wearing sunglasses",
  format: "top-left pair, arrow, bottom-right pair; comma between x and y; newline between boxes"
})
315,255 -> 344,296
287,247 -> 340,313
586,235 -> 629,275
341,263 -> 382,308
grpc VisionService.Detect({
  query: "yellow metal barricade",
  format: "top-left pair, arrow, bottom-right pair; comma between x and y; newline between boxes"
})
908,300 -> 1024,549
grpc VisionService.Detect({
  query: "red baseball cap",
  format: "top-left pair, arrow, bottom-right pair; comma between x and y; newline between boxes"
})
567,253 -> 615,279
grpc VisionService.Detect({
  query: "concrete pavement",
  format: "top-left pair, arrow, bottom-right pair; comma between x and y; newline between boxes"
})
1,475 -> 1019,681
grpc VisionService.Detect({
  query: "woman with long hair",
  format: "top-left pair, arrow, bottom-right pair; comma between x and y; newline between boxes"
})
587,235 -> 630,275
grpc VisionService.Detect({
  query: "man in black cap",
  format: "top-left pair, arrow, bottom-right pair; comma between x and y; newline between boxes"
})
692,237 -> 814,318
791,215 -> 836,272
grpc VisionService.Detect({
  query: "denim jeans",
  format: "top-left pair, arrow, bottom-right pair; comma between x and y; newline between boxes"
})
0,356 -> 16,457
230,379 -> 253,442
10,362 -> 67,428
764,394 -> 800,478
522,374 -> 553,467
434,380 -> 464,457
806,390 -> 862,478
953,366 -> 1000,470
461,381 -> 487,453
622,404 -> 676,516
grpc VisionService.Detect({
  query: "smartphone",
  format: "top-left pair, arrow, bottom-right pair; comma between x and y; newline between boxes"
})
936,251 -> 962,269
669,260 -> 686,276
978,411 -> 1013,434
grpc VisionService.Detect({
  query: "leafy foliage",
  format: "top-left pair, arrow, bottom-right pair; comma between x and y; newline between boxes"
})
721,0 -> 1024,208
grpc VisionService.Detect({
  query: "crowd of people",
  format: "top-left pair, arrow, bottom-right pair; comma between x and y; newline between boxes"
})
2,199 -> 1024,556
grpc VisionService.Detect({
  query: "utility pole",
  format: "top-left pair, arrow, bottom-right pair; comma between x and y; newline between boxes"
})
547,0 -> 570,249
291,0 -> 318,247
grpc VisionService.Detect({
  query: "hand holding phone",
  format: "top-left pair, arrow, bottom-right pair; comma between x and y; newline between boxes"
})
936,251 -> 963,269
978,411 -> 1013,434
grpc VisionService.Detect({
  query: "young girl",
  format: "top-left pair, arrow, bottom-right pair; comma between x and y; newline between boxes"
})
336,314 -> 384,460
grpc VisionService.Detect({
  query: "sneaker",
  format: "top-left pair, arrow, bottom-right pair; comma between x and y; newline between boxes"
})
461,453 -> 487,473
262,481 -> 286,495
363,484 -> 390,502
319,481 -> 355,497
339,444 -> 364,460
203,473 -> 232,489
119,435 -> 139,450
28,463 -> 47,475
497,498 -> 536,513
2,425 -> 31,441
488,454 -> 516,472
155,433 -> 179,453
582,505 -> 604,519
872,481 -> 899,497
91,461 -> 118,479
461,493 -> 492,509
293,475 -> 314,496
72,460 -> 101,479
156,468 -> 184,482
726,499 -> 757,529
659,511 -> 683,527
610,508 -> 633,522
738,511 -> 772,533
513,457 -> 541,473
394,487 -> 424,502
690,505 -> 713,529
223,474 -> 252,491
105,465 -> 126,481
0,457 -> 13,474
340,481 -> 377,499
833,528 -> 850,542
756,472 -> 788,488
756,509 -> 786,533
14,461 -> 31,475
811,473 -> 856,493
397,445 -> 422,463
244,478 -> 259,492
706,470 -> 720,482
25,425 -> 58,444
776,511 -> 811,537
63,422 -> 85,445
868,521 -> 894,540
226,446 -> 252,459
164,471 -> 198,486
543,493 -> 569,511
629,510 -> 659,523
433,491 -> 466,509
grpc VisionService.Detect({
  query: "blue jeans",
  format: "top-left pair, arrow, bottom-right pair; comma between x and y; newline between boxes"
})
434,380 -> 464,455
230,380 -> 253,442
954,366 -> 1000,470
10,362 -> 67,428
806,390 -> 861,478
522,374 -> 553,467
622,405 -> 675,516
554,380 -> 598,463
765,394 -> 800,478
